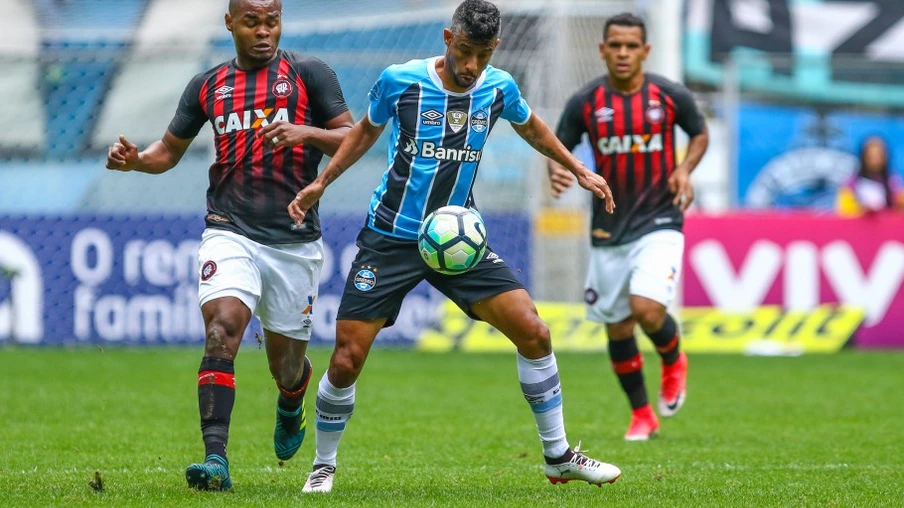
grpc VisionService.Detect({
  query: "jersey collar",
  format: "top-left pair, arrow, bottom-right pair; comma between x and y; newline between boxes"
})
427,56 -> 487,97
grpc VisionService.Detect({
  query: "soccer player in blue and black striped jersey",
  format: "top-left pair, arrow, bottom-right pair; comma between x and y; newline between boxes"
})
288,0 -> 620,492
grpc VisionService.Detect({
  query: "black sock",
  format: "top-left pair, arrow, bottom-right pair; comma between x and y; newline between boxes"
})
608,336 -> 648,410
198,357 -> 235,462
276,357 -> 312,429
646,314 -> 680,365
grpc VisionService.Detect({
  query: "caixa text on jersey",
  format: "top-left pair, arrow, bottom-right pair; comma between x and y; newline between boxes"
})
215,107 -> 290,135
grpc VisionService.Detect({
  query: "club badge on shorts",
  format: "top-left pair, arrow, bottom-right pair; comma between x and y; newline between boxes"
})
354,268 -> 377,292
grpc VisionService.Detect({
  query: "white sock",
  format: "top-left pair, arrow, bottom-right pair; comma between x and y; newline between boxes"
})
313,373 -> 356,467
517,353 -> 570,459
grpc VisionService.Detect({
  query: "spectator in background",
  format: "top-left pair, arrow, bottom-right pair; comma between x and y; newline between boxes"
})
837,136 -> 904,216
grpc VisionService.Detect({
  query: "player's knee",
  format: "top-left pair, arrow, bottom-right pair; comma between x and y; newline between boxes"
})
269,357 -> 304,388
204,318 -> 242,359
606,317 -> 635,340
632,305 -> 666,332
519,316 -> 552,356
329,343 -> 366,385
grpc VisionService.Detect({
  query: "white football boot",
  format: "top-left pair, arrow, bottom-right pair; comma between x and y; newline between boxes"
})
302,465 -> 335,493
544,444 -> 621,486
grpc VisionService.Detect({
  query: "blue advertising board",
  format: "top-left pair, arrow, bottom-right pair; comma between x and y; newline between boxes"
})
737,102 -> 904,208
0,213 -> 530,345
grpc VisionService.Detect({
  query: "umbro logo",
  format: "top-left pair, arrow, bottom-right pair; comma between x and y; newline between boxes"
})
215,85 -> 234,101
595,107 -> 614,122
487,251 -> 504,264
421,109 -> 443,126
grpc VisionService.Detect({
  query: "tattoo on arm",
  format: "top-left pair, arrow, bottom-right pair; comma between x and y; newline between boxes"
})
523,129 -> 558,160
324,163 -> 347,185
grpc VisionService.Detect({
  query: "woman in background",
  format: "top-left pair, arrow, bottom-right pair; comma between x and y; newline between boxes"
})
837,135 -> 904,216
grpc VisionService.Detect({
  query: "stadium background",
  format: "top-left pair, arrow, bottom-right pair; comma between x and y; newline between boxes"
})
2,1 -> 904,506
1,0 -> 903,352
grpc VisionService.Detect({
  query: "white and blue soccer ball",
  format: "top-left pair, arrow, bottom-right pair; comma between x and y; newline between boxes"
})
418,205 -> 488,275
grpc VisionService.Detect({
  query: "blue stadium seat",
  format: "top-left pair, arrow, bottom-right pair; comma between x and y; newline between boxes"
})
34,0 -> 148,31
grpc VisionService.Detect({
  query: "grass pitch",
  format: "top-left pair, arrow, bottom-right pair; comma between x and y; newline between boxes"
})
0,347 -> 901,507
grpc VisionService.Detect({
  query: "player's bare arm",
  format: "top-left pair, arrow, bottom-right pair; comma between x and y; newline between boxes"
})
513,113 -> 615,213
256,110 -> 354,156
288,117 -> 386,226
668,125 -> 709,212
105,131 -> 193,174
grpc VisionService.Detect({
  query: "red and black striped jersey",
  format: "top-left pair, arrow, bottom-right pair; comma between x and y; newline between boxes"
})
168,50 -> 348,245
556,73 -> 705,246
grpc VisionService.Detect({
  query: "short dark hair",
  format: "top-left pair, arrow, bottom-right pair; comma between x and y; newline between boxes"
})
604,12 -> 646,43
229,0 -> 281,15
451,0 -> 501,43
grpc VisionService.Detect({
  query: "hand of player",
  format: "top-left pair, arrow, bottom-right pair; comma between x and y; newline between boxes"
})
106,135 -> 139,171
288,180 -> 326,228
257,121 -> 309,150
575,166 -> 616,214
668,167 -> 694,212
547,161 -> 575,198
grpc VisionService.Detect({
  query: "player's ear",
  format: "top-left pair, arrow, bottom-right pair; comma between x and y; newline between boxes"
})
225,12 -> 233,32
443,28 -> 453,47
598,40 -> 606,59
643,43 -> 651,60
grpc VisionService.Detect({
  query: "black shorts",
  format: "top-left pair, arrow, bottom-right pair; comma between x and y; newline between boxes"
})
337,227 -> 526,327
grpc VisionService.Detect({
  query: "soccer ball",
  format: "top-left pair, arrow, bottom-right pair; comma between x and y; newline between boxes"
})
418,205 -> 488,275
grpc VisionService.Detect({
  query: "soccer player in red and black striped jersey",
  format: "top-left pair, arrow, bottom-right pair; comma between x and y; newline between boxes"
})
105,0 -> 353,491
549,13 -> 709,441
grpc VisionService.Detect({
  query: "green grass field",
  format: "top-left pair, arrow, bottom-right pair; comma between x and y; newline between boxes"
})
0,348 -> 901,507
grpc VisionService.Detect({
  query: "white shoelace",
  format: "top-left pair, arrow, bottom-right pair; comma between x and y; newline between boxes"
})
571,442 -> 602,468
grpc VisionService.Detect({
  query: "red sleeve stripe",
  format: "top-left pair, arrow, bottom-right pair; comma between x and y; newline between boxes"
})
648,83 -> 664,187
610,93 -> 628,198
211,65 -> 231,187
271,57 -> 291,192
198,370 -> 236,388
630,90 -> 646,198
663,92 -> 676,173
291,72 -> 309,185
611,354 -> 644,375
231,70 -> 248,200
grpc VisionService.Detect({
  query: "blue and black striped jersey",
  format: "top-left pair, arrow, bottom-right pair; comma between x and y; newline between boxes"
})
365,56 -> 531,240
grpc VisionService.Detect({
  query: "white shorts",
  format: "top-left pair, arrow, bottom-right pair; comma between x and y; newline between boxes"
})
197,228 -> 324,340
584,229 -> 684,324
